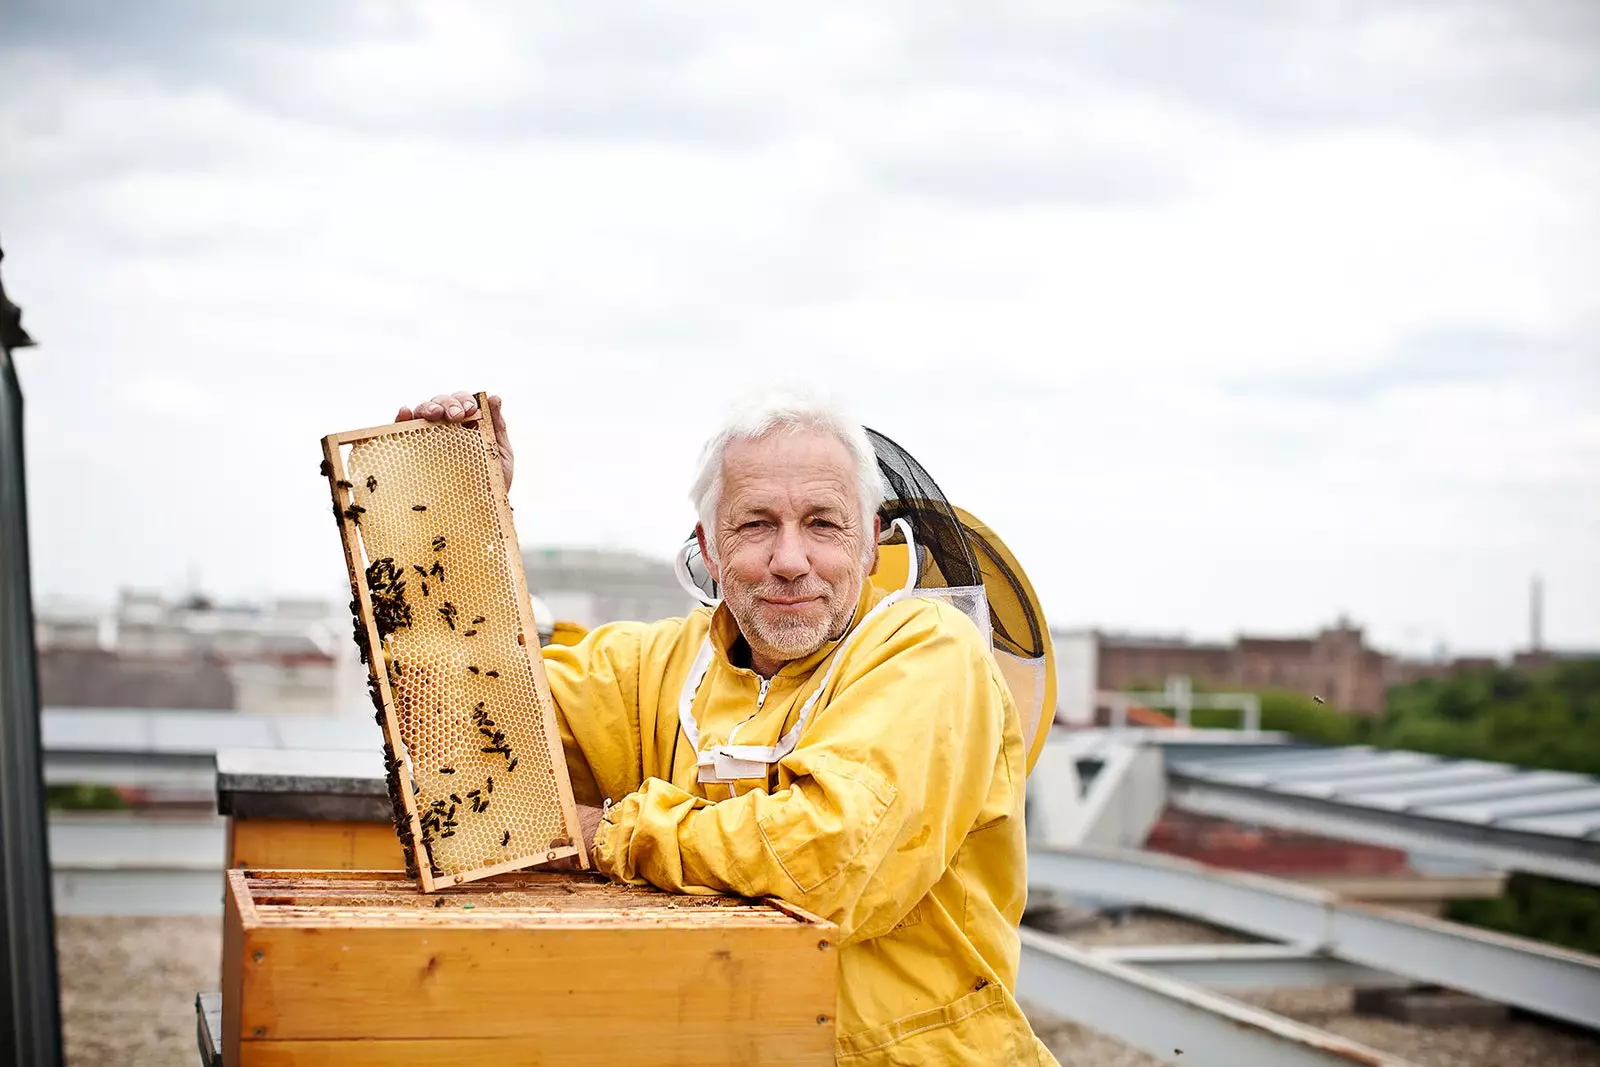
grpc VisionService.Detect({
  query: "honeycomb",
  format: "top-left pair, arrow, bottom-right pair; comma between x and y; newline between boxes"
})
324,412 -> 580,888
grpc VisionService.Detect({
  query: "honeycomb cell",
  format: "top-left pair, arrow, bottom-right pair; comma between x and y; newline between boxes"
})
336,419 -> 575,883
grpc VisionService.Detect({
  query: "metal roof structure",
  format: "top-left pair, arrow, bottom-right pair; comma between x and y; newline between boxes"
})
1163,742 -> 1600,886
1027,847 -> 1600,1031
40,707 -> 371,789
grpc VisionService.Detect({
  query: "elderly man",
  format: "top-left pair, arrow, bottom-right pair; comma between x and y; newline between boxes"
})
398,390 -> 1057,1065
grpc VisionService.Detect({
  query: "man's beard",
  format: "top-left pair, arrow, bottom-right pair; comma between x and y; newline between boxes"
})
724,575 -> 861,666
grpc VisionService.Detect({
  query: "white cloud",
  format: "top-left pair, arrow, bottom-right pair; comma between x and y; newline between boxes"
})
3,0 -> 1597,656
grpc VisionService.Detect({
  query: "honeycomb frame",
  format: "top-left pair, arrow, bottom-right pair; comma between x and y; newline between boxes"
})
321,392 -> 587,891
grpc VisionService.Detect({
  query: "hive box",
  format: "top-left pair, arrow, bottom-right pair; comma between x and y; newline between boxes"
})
222,869 -> 839,1066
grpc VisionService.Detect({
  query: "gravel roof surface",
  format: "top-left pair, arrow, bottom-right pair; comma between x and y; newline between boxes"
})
57,917 -> 220,1067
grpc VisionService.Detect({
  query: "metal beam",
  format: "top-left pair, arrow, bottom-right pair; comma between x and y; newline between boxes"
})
1089,943 -> 1390,990
1030,847 -> 1600,1030
1168,772 -> 1600,887
0,244 -> 62,1067
1019,929 -> 1418,1067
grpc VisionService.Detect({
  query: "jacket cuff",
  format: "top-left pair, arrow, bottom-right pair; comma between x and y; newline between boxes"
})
590,794 -> 634,881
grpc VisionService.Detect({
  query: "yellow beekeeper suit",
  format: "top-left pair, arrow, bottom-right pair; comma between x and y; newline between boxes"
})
543,579 -> 1059,1065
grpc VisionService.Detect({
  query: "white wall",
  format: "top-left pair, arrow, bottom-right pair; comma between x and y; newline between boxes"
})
1053,629 -> 1098,725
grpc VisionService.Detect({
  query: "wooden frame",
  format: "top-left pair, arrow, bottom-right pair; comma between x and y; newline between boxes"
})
320,393 -> 587,891
222,869 -> 839,1067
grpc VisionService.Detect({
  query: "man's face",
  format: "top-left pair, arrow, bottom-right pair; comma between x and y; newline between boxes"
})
700,430 -> 878,674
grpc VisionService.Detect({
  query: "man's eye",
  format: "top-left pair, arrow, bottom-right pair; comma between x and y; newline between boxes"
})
811,519 -> 837,530
740,521 -> 769,531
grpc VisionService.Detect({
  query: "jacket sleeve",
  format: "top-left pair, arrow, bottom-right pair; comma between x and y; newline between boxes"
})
540,621 -> 648,808
592,604 -> 1014,943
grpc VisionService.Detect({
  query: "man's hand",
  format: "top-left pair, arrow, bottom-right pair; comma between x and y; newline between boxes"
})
577,803 -> 605,855
546,803 -> 607,873
395,391 -> 514,491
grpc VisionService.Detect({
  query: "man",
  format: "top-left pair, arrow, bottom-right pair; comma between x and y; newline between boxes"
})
399,389 -> 1057,1065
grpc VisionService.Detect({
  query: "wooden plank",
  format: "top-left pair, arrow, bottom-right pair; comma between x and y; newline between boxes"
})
229,818 -> 406,871
239,1033 -> 831,1067
221,871 -> 251,1067
469,391 -> 589,872
429,844 -> 583,889
236,924 -> 834,1048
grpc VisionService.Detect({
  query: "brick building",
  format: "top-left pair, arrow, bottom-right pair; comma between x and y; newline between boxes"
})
1096,620 -> 1391,714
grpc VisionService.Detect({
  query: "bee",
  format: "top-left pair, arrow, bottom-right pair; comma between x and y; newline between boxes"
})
1312,695 -> 1326,705
507,758 -> 518,773
439,766 -> 455,774
478,799 -> 490,813
336,478 -> 353,489
467,665 -> 480,674
438,602 -> 458,630
430,561 -> 445,581
441,830 -> 455,838
474,702 -> 486,714
463,629 -> 478,637
485,776 -> 493,793
366,474 -> 378,492
432,535 -> 447,552
449,793 -> 461,804
466,789 -> 481,799
348,503 -> 367,515
501,830 -> 510,847
433,897 -> 446,908
421,581 -> 430,597
485,670 -> 499,679
414,565 -> 428,577
319,458 -> 332,477
471,616 -> 485,625
412,504 -> 427,511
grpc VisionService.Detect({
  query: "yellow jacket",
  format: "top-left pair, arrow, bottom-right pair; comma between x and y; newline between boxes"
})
543,582 -> 1057,1065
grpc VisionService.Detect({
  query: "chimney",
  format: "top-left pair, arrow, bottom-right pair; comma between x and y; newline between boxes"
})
1530,574 -> 1544,652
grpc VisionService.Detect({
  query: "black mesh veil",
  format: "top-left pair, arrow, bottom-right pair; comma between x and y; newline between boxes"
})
677,428 -> 1045,664
865,429 -> 1045,662
865,428 -> 979,589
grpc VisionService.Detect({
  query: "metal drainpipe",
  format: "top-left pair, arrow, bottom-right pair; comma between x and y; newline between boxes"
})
0,241 -> 64,1067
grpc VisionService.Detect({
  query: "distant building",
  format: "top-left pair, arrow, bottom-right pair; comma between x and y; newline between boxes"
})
1051,620 -> 1548,721
523,547 -> 695,629
1093,620 -> 1391,714
34,590 -> 361,714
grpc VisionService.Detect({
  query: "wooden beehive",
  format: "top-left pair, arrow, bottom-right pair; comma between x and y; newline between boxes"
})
222,870 -> 839,1067
322,394 -> 586,890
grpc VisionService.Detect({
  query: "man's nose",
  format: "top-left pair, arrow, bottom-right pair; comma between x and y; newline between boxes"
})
768,524 -> 810,581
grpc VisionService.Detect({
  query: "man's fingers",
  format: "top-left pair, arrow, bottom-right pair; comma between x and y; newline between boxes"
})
401,391 -> 487,425
489,395 -> 508,439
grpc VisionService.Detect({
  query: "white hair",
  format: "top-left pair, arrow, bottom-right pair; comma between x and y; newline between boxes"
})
690,388 -> 887,564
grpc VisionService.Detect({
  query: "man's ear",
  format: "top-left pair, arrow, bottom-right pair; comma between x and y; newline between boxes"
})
868,513 -> 882,574
695,523 -> 721,584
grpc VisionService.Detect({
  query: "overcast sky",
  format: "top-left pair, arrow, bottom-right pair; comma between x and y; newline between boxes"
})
4,1 -> 1597,658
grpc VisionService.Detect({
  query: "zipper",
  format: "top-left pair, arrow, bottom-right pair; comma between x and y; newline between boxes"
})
727,676 -> 773,747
